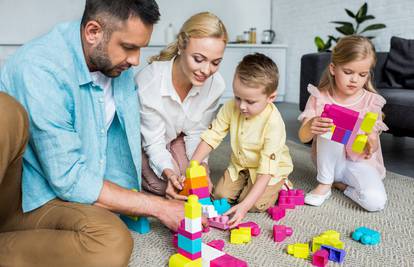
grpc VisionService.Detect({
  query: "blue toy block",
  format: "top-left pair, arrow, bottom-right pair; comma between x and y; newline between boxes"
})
352,227 -> 381,245
120,215 -> 151,234
341,129 -> 352,144
198,197 -> 213,206
213,198 -> 231,215
320,245 -> 346,263
177,234 -> 202,254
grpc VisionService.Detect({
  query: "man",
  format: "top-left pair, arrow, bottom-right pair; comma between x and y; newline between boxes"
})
0,1 -> 184,266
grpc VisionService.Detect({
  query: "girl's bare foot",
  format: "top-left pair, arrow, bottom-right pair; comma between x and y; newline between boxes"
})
332,182 -> 347,192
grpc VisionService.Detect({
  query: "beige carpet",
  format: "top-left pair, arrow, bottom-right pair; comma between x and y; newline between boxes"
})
128,140 -> 414,267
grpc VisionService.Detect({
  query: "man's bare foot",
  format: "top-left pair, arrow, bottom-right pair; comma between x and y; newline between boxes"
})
332,182 -> 348,192
311,183 -> 332,195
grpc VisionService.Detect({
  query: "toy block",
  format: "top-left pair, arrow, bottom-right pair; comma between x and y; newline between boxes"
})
201,243 -> 225,265
178,220 -> 202,240
237,222 -> 261,237
202,226 -> 210,233
213,198 -> 231,215
331,126 -> 347,143
209,215 -> 229,230
320,245 -> 346,263
287,243 -> 310,259
267,206 -> 286,221
207,239 -> 225,251
273,225 -> 293,242
169,253 -> 202,267
177,248 -> 202,261
230,227 -> 251,244
199,197 -> 213,205
173,233 -> 178,248
186,160 -> 207,179
320,125 -> 335,140
185,195 -> 202,219
352,227 -> 381,245
341,129 -> 352,145
312,230 -> 344,252
312,249 -> 329,267
352,134 -> 368,153
202,205 -> 218,218
185,217 -> 202,234
322,104 -> 359,130
183,176 -> 209,190
178,234 -> 202,254
210,254 -> 248,267
120,215 -> 151,234
360,112 -> 378,133
189,186 -> 210,199
278,192 -> 296,209
287,189 -> 305,205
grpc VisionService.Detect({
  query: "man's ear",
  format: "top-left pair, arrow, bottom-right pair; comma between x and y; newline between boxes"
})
329,63 -> 336,76
83,20 -> 104,46
267,91 -> 277,103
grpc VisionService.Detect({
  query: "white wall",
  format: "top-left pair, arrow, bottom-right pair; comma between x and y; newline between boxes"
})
273,0 -> 414,103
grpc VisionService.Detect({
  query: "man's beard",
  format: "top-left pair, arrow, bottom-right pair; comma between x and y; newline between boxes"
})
89,41 -> 121,78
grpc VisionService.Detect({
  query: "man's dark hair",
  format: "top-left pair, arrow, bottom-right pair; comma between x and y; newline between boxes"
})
81,0 -> 160,27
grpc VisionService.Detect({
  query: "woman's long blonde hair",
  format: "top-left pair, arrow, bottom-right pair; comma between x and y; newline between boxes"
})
318,35 -> 378,95
149,12 -> 228,63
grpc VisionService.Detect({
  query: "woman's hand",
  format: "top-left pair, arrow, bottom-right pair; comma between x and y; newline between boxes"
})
223,202 -> 249,229
310,116 -> 334,135
164,169 -> 187,200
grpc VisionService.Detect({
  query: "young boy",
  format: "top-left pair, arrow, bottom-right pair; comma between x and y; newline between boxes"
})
191,53 -> 293,228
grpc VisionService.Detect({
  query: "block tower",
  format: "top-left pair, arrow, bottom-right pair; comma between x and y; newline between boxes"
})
180,160 -> 212,206
169,195 -> 202,267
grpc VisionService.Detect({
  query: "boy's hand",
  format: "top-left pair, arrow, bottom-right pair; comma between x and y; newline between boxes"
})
223,202 -> 249,229
310,116 -> 334,135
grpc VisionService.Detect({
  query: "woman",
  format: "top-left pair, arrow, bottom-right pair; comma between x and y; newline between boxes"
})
136,12 -> 228,200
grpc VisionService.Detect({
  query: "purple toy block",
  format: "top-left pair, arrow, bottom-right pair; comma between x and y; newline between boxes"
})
320,245 -> 346,263
237,221 -> 261,236
267,206 -> 286,221
331,126 -> 347,143
207,239 -> 225,251
341,129 -> 352,144
322,104 -> 359,130
273,225 -> 293,242
189,186 -> 210,199
312,249 -> 329,267
210,254 -> 248,267
177,247 -> 202,261
209,215 -> 229,230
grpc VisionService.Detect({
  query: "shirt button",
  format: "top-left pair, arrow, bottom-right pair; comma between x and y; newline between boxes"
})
241,131 -> 243,135
99,159 -> 104,165
99,98 -> 104,103
238,151 -> 241,155
100,128 -> 105,134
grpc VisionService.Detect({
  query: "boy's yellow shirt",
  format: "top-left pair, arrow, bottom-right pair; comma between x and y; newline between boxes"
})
201,100 -> 293,185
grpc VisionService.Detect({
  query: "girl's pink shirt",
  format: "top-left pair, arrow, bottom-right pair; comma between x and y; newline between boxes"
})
299,84 -> 388,179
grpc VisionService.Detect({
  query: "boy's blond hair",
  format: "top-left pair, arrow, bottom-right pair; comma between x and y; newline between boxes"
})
235,53 -> 279,96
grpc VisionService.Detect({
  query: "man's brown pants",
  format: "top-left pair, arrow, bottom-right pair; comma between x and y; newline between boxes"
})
0,92 -> 133,267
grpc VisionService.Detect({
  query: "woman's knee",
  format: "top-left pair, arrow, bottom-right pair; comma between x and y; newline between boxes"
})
359,189 -> 387,212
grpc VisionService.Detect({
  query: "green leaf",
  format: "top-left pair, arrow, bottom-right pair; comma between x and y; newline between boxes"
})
315,36 -> 325,51
360,23 -> 386,34
361,15 -> 375,21
345,9 -> 355,18
328,35 -> 339,43
336,25 -> 355,35
356,3 -> 368,22
331,21 -> 354,28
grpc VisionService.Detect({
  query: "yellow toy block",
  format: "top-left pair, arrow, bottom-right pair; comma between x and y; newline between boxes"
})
287,243 -> 309,259
230,227 -> 251,244
185,195 -> 202,219
169,253 -> 202,267
312,230 -> 344,252
360,112 -> 378,133
186,160 -> 207,179
352,134 -> 368,153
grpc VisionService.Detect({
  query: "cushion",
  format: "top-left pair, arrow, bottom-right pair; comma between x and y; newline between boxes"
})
384,36 -> 414,89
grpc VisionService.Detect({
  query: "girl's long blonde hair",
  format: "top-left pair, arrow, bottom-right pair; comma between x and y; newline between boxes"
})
149,12 -> 228,63
318,35 -> 378,95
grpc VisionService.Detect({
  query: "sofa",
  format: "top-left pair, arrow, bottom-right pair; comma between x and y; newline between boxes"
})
299,37 -> 414,138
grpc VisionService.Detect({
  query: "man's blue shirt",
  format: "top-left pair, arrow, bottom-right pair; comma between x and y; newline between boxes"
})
0,21 -> 142,212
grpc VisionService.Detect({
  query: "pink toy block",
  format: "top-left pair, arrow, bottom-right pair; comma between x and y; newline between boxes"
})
267,206 -> 286,221
209,215 -> 229,230
237,221 -> 261,237
202,226 -> 210,233
331,126 -> 347,143
172,233 -> 178,248
207,239 -> 225,251
321,104 -> 359,130
278,190 -> 296,209
178,220 -> 202,240
285,189 -> 305,205
177,247 -> 202,261
312,249 -> 329,267
189,186 -> 210,199
273,225 -> 293,242
210,254 -> 248,267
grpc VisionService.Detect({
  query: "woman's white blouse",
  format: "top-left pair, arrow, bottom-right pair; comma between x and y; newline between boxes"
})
135,58 -> 225,178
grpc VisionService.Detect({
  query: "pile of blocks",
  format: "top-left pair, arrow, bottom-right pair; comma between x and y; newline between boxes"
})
320,103 -> 378,153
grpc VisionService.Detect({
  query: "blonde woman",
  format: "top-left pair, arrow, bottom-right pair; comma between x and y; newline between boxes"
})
136,12 -> 228,200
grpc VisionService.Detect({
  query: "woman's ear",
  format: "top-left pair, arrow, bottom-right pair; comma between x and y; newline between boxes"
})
329,63 -> 336,76
83,20 -> 104,46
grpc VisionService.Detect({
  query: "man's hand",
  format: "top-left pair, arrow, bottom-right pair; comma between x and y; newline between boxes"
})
223,202 -> 249,229
156,199 -> 185,231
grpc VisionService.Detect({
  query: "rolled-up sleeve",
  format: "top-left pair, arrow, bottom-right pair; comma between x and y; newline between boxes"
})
200,100 -> 232,149
19,65 -> 103,204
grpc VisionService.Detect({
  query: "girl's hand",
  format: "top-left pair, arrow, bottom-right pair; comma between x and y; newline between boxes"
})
362,133 -> 379,159
310,116 -> 334,135
223,202 -> 249,229
165,173 -> 187,200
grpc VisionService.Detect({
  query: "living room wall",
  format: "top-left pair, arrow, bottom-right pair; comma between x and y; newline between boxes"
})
273,0 -> 414,103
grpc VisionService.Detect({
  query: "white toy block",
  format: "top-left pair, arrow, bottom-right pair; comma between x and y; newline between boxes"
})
202,205 -> 218,219
201,243 -> 225,267
185,217 -> 202,234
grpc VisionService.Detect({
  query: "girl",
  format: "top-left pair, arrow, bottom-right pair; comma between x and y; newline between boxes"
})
298,35 -> 388,211
136,12 -> 227,200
